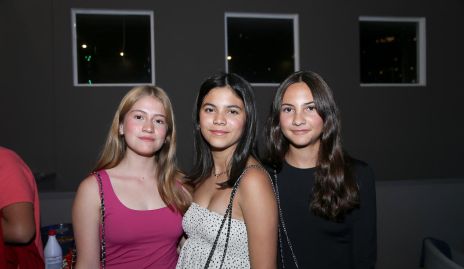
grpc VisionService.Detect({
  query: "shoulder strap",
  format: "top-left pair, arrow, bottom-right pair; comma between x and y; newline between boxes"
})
204,165 -> 262,268
273,169 -> 299,268
94,171 -> 106,269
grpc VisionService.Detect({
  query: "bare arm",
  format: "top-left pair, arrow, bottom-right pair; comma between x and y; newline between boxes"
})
72,175 -> 101,269
239,168 -> 278,269
1,202 -> 35,244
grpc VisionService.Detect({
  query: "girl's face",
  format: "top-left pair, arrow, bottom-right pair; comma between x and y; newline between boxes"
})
279,82 -> 324,150
120,95 -> 168,157
199,87 -> 246,152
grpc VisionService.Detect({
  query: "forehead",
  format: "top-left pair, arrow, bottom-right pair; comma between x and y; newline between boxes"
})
202,86 -> 243,106
282,82 -> 314,102
130,95 -> 165,113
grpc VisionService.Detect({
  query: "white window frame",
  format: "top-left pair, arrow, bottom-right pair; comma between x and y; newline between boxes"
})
359,16 -> 426,87
71,9 -> 155,87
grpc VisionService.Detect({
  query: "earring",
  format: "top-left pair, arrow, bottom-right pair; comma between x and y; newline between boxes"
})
119,126 -> 124,135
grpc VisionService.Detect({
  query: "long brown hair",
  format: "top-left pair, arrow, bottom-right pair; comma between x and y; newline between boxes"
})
95,85 -> 189,213
264,71 -> 359,221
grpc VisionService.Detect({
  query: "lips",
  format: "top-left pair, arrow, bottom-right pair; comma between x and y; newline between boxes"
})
139,136 -> 155,142
210,130 -> 229,136
291,129 -> 310,135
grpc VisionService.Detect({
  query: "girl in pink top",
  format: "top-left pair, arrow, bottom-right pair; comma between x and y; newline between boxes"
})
72,86 -> 191,269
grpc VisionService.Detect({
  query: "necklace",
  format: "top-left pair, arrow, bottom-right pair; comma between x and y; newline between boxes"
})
213,171 -> 227,178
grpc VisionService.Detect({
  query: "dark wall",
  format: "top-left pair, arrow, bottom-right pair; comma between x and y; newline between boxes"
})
1,0 -> 463,191
376,179 -> 464,269
0,0 -> 55,175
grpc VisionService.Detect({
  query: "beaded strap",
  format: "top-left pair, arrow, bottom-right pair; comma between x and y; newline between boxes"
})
203,164 -> 262,269
95,172 -> 106,269
273,170 -> 299,268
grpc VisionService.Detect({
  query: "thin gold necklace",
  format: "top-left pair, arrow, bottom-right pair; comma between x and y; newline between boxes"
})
213,171 -> 227,179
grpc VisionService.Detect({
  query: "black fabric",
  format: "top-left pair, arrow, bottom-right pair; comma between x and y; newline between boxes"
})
276,159 -> 377,269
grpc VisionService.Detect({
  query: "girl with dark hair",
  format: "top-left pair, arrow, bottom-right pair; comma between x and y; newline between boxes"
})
73,86 -> 191,269
264,71 -> 377,269
176,72 -> 278,269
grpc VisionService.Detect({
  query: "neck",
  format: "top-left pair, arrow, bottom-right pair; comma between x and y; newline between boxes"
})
210,144 -> 236,175
117,150 -> 157,178
285,141 -> 319,169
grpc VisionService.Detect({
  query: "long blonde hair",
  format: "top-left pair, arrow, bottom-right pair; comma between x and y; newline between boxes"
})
95,85 -> 189,213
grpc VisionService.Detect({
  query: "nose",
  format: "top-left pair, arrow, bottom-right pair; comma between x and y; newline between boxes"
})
142,120 -> 154,132
292,110 -> 306,126
213,112 -> 226,126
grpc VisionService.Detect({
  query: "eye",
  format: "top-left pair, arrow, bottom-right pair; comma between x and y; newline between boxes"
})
229,109 -> 240,115
203,107 -> 214,113
134,114 -> 144,120
305,105 -> 317,112
281,106 -> 293,113
154,119 -> 165,125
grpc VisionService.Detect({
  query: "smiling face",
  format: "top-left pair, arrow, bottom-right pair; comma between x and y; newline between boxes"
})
120,95 -> 168,157
199,86 -> 246,152
279,82 -> 324,150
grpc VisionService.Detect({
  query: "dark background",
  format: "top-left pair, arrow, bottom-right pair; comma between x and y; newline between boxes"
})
1,0 -> 463,191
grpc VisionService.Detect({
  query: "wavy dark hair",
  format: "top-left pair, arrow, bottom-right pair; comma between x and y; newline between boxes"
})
187,72 -> 258,188
264,70 -> 359,221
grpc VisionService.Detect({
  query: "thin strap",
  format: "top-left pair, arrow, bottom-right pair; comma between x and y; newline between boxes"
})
273,169 -> 299,268
204,164 -> 263,269
94,172 -> 106,269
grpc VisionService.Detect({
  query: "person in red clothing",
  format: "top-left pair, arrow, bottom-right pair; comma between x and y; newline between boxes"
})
0,146 -> 44,269
0,212 -> 7,269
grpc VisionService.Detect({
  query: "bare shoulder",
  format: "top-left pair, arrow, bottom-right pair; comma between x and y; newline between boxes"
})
238,165 -> 274,197
74,174 -> 100,205
76,174 -> 99,193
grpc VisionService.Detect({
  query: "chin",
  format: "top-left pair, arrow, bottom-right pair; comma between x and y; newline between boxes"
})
138,151 -> 157,157
290,138 -> 320,149
204,138 -> 231,148
209,141 -> 238,152
287,137 -> 308,145
209,144 -> 230,151
132,145 -> 162,157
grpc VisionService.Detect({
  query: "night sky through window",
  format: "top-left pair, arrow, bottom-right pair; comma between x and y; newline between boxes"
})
360,21 -> 418,84
227,17 -> 296,84
76,13 -> 152,85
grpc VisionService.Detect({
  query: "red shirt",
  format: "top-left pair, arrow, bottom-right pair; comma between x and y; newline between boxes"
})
0,147 -> 44,268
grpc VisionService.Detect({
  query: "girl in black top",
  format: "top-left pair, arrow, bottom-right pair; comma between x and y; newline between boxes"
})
263,71 -> 377,269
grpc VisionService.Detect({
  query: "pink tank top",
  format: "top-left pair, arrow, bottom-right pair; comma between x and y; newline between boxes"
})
96,170 -> 183,269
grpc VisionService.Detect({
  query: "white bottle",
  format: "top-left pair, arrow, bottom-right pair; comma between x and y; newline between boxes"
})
44,229 -> 62,269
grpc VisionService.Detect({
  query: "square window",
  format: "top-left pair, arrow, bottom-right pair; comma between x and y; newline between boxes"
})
359,16 -> 426,86
72,9 -> 155,87
225,13 -> 299,86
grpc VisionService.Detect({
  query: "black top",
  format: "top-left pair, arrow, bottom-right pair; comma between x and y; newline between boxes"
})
276,159 -> 377,269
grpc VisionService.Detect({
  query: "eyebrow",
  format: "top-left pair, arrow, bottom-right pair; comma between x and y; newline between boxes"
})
281,101 -> 315,107
129,109 -> 166,118
202,103 -> 243,110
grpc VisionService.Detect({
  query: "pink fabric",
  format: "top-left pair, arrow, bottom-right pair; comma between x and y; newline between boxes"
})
96,170 -> 183,269
0,147 -> 44,267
